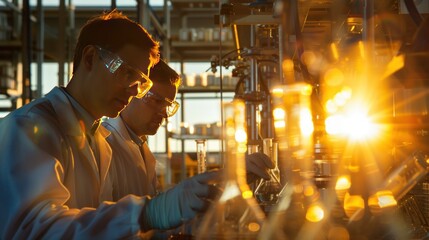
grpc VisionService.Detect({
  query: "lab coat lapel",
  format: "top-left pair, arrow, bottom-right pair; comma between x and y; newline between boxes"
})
46,87 -> 101,183
141,142 -> 157,193
96,126 -> 112,186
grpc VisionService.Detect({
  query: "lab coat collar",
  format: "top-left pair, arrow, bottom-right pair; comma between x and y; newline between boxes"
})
46,87 -> 112,187
104,117 -> 156,183
45,87 -> 91,137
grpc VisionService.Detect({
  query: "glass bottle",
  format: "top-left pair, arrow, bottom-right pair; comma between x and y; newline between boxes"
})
195,99 -> 266,239
195,139 -> 207,174
254,138 -> 283,214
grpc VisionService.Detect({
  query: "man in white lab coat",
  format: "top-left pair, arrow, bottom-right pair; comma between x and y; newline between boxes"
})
0,10 -> 222,239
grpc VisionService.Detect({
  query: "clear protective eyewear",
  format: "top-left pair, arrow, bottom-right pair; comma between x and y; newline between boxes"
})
95,45 -> 153,98
143,91 -> 180,117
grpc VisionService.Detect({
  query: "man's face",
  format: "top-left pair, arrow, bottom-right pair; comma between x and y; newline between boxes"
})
123,82 -> 177,136
90,44 -> 153,118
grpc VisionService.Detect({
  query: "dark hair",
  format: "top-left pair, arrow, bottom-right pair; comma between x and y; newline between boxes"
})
72,9 -> 159,73
150,59 -> 182,88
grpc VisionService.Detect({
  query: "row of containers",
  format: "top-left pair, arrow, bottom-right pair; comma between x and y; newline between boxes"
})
176,27 -> 234,43
182,72 -> 239,88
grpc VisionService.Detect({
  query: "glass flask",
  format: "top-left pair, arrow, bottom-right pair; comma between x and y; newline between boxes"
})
195,99 -> 266,239
195,139 -> 207,174
254,138 -> 283,214
259,83 -> 318,239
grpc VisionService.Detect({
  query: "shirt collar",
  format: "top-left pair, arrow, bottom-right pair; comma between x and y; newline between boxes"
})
120,115 -> 147,146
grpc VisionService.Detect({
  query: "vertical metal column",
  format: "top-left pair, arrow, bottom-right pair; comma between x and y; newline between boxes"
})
163,0 -> 170,61
36,0 -> 43,99
21,0 -> 31,104
137,0 -> 150,28
58,0 -> 66,86
67,0 -> 75,80
179,61 -> 186,181
246,25 -> 259,144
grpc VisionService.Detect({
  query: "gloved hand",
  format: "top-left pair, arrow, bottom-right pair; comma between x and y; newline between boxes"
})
245,152 -> 274,184
140,170 -> 223,231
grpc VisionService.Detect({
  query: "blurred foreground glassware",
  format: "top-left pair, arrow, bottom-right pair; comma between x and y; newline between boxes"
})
254,138 -> 283,214
368,152 -> 429,214
259,83 -> 319,239
195,99 -> 266,239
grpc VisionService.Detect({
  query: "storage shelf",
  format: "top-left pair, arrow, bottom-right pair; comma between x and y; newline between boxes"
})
179,86 -> 235,93
171,40 -> 235,61
169,133 -> 220,140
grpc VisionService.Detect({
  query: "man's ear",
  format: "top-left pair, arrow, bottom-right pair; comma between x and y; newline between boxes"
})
81,45 -> 96,71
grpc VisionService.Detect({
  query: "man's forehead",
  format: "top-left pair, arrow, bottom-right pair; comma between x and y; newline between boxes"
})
117,45 -> 152,72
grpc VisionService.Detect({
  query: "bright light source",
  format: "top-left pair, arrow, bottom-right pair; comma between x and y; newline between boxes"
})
242,190 -> 253,199
334,91 -> 350,106
306,204 -> 325,222
335,175 -> 351,190
326,100 -> 338,113
343,193 -> 365,220
345,106 -> 378,140
325,115 -> 346,135
368,190 -> 397,210
300,108 -> 314,136
235,128 -> 247,143
272,87 -> 284,96
274,120 -> 286,128
301,84 -> 313,96
273,107 -> 285,120
273,108 -> 286,129
325,105 -> 379,141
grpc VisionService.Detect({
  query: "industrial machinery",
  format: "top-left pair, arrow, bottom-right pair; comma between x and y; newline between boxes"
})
205,0 -> 429,239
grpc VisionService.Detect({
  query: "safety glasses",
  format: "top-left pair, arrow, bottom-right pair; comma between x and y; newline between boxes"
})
95,45 -> 153,98
143,91 -> 180,117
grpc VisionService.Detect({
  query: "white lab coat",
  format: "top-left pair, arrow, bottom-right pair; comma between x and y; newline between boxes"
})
0,87 -> 147,239
102,117 -> 158,200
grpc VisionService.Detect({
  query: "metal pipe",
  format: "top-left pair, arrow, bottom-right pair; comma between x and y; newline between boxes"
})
21,0 -> 31,104
247,25 -> 259,143
163,0 -> 170,61
68,1 -> 75,80
363,0 -> 374,63
58,0 -> 66,86
137,0 -> 149,28
36,0 -> 44,99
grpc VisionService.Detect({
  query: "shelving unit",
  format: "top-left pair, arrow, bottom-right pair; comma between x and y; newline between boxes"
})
166,85 -> 235,182
160,0 -> 240,183
171,40 -> 235,62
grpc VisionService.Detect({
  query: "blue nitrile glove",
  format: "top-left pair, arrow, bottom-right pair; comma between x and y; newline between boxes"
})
140,170 -> 223,231
246,152 -> 274,183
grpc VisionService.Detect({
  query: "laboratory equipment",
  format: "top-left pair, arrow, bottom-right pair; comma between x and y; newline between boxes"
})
195,139 -> 207,174
195,99 -> 266,239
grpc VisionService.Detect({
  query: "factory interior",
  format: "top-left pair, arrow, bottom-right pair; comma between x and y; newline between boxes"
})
2,0 -> 429,238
